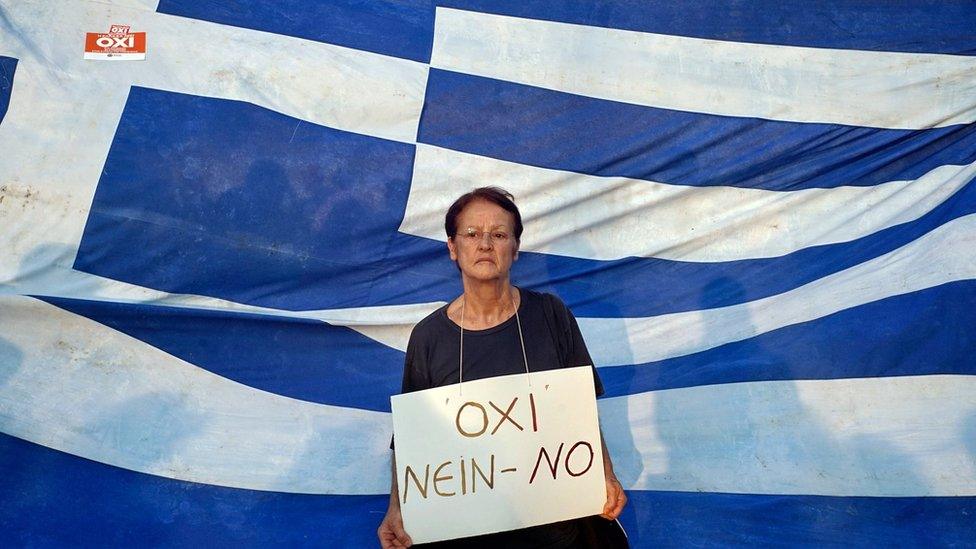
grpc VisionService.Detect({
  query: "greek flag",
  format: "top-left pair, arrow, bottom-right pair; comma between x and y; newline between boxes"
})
1,0 -> 974,545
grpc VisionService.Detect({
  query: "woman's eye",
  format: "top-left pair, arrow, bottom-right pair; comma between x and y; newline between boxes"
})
494,233 -> 508,240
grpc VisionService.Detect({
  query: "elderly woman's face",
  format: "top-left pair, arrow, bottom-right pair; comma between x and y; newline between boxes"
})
447,199 -> 519,283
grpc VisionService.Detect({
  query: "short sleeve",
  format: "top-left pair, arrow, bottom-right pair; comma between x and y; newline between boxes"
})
544,293 -> 605,397
399,327 -> 429,394
391,325 -> 431,449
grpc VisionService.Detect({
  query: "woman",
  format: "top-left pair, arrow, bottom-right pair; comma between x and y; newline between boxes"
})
378,187 -> 627,548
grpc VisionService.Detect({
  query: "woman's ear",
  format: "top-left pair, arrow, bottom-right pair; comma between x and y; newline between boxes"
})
447,237 -> 458,261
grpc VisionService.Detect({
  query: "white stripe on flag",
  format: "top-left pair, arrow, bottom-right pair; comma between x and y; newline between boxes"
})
0,294 -> 391,495
431,7 -> 976,129
600,374 -> 976,496
582,213 -> 976,366
402,144 -> 974,262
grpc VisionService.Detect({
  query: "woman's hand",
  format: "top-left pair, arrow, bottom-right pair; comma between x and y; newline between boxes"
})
601,472 -> 627,520
377,505 -> 412,549
380,457 -> 412,548
599,431 -> 627,520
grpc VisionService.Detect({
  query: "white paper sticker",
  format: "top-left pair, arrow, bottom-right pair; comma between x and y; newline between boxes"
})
391,366 -> 605,543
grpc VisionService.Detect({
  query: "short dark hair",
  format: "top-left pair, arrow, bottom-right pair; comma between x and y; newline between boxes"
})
444,187 -> 523,241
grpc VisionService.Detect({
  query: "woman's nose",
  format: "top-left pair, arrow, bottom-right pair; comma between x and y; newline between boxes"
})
477,232 -> 493,249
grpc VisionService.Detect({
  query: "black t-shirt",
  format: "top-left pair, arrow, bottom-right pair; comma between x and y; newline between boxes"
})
395,289 -> 604,549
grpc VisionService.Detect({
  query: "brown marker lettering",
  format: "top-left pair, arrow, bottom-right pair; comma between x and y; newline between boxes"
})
529,443 -> 564,484
402,464 -> 430,504
455,401 -> 489,437
489,397 -> 524,435
565,441 -> 595,477
433,461 -> 456,497
529,392 -> 538,432
471,454 -> 495,492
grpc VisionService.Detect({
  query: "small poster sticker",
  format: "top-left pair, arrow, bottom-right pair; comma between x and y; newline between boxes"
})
84,24 -> 146,61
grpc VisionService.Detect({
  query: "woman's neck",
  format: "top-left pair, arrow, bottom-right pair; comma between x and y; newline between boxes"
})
454,278 -> 519,328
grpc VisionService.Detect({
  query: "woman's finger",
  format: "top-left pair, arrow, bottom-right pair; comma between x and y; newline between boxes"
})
393,520 -> 412,547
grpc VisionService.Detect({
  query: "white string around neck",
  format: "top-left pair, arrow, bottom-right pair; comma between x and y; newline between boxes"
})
458,289 -> 531,394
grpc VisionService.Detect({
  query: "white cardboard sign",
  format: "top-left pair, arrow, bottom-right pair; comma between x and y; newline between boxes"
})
391,366 -> 605,543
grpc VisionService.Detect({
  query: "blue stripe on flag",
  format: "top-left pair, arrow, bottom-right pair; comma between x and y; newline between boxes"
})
75,80 -> 976,316
37,296 -> 404,412
156,0 -> 435,62
37,280 -> 976,415
599,281 -> 976,397
0,57 -> 16,125
418,69 -> 976,190
0,433 -> 385,547
3,432 -> 973,547
440,0 -> 976,55
621,490 -> 976,547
